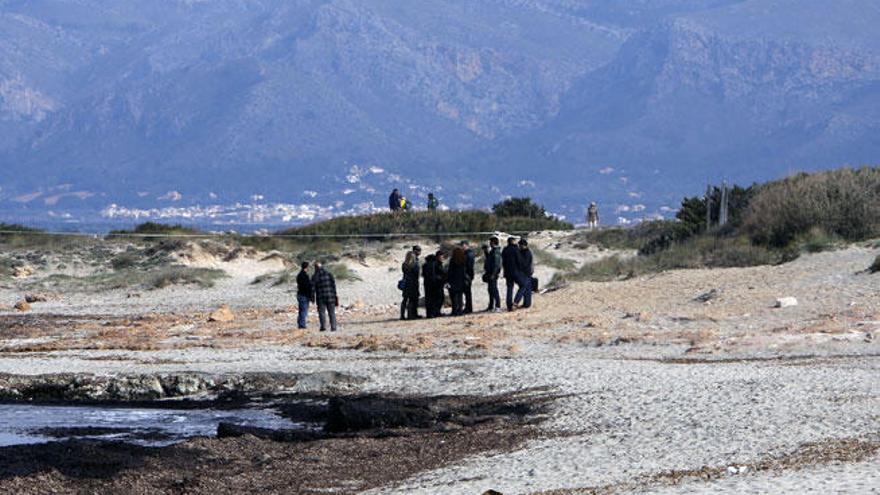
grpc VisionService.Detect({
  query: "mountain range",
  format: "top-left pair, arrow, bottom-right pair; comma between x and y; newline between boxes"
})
1,0 -> 878,227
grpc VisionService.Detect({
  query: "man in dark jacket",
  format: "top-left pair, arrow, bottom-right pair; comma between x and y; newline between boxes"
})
401,246 -> 422,320
311,261 -> 339,332
296,262 -> 312,329
447,247 -> 468,316
514,239 -> 534,309
501,237 -> 520,311
422,251 -> 447,318
389,189 -> 401,212
460,241 -> 476,314
482,237 -> 502,311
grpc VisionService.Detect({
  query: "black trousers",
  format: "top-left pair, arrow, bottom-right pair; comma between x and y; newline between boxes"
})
449,288 -> 464,316
401,293 -> 419,319
487,278 -> 500,310
425,286 -> 444,318
506,278 -> 516,310
463,281 -> 473,314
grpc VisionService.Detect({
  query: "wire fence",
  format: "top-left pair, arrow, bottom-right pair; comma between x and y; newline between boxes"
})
0,229 -> 542,240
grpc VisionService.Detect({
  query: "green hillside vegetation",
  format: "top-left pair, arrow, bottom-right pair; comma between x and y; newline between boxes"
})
280,207 -> 572,239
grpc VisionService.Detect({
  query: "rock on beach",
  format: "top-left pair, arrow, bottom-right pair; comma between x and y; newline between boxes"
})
208,305 -> 235,323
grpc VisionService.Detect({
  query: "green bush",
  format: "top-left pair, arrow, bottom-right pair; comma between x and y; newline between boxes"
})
743,167 -> 880,247
566,234 -> 784,282
110,222 -> 203,237
110,252 -> 140,270
797,227 -> 844,254
570,220 -> 694,254
492,197 -> 548,219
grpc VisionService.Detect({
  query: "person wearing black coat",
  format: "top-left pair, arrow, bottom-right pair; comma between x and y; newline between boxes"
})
460,241 -> 476,314
400,249 -> 421,320
447,247 -> 468,316
388,189 -> 401,211
295,262 -> 312,329
311,261 -> 339,332
501,237 -> 520,311
482,237 -> 502,311
514,239 -> 534,309
422,251 -> 447,318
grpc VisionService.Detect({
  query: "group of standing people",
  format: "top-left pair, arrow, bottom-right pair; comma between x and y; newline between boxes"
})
399,236 -> 536,320
296,261 -> 340,332
389,189 -> 440,212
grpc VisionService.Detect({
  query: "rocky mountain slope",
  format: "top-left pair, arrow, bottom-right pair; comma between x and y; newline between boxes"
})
0,0 -> 878,224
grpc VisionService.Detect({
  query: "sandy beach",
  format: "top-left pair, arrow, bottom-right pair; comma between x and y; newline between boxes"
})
0,232 -> 878,494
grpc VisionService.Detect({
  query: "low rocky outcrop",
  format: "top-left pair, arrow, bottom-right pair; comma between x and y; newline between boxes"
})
0,372 -> 365,402
208,305 -> 235,323
24,293 -> 49,303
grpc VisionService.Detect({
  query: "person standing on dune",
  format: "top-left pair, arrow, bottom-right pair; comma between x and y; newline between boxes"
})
389,189 -> 402,212
587,202 -> 600,229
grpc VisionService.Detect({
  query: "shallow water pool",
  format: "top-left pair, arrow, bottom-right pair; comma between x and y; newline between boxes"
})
0,404 -> 303,447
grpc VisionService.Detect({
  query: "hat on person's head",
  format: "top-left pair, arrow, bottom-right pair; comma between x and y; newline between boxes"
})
413,245 -> 422,253
518,239 -> 529,247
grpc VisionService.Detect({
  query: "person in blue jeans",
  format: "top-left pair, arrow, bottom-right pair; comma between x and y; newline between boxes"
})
295,261 -> 312,329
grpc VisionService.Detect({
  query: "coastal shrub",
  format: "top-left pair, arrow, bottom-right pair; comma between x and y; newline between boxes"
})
27,266 -> 226,292
743,167 -> 880,247
0,256 -> 18,278
491,197 -> 547,219
567,234 -> 783,282
797,227 -> 844,253
532,247 -> 576,272
110,252 -> 140,270
110,222 -> 203,237
0,224 -> 91,250
326,263 -> 362,282
570,220 -> 694,255
146,267 -> 227,289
